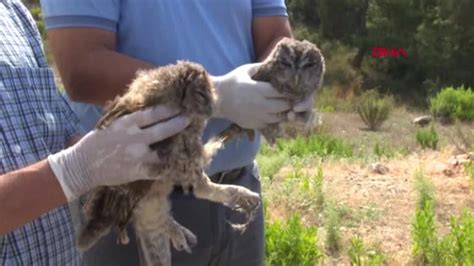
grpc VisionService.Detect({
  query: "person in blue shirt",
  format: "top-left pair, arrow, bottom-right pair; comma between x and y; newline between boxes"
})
40,1 -> 314,265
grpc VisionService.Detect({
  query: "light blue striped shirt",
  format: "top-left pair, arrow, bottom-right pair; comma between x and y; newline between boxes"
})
0,0 -> 81,264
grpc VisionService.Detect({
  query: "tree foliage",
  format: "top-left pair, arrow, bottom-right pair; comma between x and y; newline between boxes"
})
286,0 -> 474,102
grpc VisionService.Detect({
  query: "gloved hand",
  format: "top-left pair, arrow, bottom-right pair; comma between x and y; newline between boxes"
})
212,63 -> 291,129
286,92 -> 316,133
289,92 -> 315,119
48,106 -> 190,202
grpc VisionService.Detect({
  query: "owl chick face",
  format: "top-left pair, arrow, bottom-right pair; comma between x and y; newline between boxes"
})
270,38 -> 325,100
173,64 -> 216,118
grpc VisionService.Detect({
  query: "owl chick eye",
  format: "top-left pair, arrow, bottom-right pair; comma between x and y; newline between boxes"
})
279,60 -> 293,68
302,62 -> 318,68
194,91 -> 208,103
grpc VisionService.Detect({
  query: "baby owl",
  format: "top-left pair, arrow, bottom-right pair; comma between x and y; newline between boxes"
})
218,37 -> 326,145
77,61 -> 261,266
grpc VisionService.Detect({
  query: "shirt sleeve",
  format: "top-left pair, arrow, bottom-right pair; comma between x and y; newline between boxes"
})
39,0 -> 120,32
252,0 -> 288,17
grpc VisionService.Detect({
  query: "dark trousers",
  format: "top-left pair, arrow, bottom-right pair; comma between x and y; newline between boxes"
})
81,164 -> 264,266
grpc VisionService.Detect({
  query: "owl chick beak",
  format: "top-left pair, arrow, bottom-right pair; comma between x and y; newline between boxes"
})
292,75 -> 301,91
294,75 -> 300,86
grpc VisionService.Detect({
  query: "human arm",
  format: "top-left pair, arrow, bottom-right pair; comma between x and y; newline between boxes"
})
252,16 -> 293,62
48,28 -> 154,105
0,106 -> 190,235
47,27 -> 290,130
0,160 -> 67,235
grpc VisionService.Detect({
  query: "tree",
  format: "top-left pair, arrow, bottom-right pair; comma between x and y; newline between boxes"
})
319,0 -> 370,69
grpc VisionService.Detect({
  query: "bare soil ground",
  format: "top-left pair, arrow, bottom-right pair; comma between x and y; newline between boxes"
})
263,111 -> 473,265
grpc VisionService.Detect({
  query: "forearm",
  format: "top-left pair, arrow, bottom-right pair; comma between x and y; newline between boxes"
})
62,49 -> 154,106
253,16 -> 293,62
0,160 -> 66,235
256,36 -> 292,62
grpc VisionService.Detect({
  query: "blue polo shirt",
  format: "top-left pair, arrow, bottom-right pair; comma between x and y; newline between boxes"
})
40,0 -> 287,175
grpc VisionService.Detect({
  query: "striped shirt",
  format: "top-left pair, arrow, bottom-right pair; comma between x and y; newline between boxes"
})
0,0 -> 81,264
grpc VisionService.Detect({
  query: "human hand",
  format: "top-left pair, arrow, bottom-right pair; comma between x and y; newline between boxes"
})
287,92 -> 315,123
212,63 -> 291,129
47,106 -> 190,201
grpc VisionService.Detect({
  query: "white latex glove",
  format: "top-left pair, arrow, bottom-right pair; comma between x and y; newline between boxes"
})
288,92 -> 315,120
48,106 -> 190,202
287,92 -> 316,132
212,63 -> 291,129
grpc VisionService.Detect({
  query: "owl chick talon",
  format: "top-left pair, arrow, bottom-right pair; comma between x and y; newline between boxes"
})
166,220 -> 197,254
225,187 -> 260,218
182,185 -> 191,195
117,230 -> 130,245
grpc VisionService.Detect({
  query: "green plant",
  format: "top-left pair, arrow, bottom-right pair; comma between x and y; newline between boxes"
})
314,166 -> 325,209
416,125 -> 439,150
466,162 -> 474,188
430,86 -> 474,122
434,210 -> 474,265
411,170 -> 474,265
356,90 -> 393,131
265,214 -> 323,266
276,134 -> 353,159
450,120 -> 474,153
348,236 -> 385,266
412,199 -> 437,264
257,143 -> 287,179
325,206 -> 342,254
316,86 -> 358,113
279,164 -> 325,212
348,236 -> 365,265
412,171 -> 437,264
373,142 -> 396,158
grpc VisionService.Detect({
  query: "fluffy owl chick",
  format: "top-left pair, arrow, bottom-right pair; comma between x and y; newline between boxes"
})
77,61 -> 261,266
219,38 -> 325,145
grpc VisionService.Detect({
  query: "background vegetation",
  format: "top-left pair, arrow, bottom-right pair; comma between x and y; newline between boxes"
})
288,0 -> 474,106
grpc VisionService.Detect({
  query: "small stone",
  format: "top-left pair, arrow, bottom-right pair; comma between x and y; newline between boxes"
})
413,115 -> 432,127
448,154 -> 472,165
368,163 -> 389,175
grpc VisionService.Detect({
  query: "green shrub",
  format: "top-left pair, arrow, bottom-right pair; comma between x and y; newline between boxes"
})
416,125 -> 439,150
348,236 -> 365,266
325,206 -> 342,254
412,199 -> 437,264
411,170 -> 474,265
265,214 -> 323,266
450,120 -> 474,153
433,211 -> 474,265
356,90 -> 393,131
316,86 -> 358,113
348,236 -> 386,266
276,134 -> 353,159
373,142 -> 396,158
442,211 -> 474,265
412,171 -> 437,264
274,165 -> 325,212
257,143 -> 287,179
430,86 -> 474,122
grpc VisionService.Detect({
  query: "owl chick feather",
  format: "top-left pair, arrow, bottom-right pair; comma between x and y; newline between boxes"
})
77,61 -> 261,266
218,38 -> 325,145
